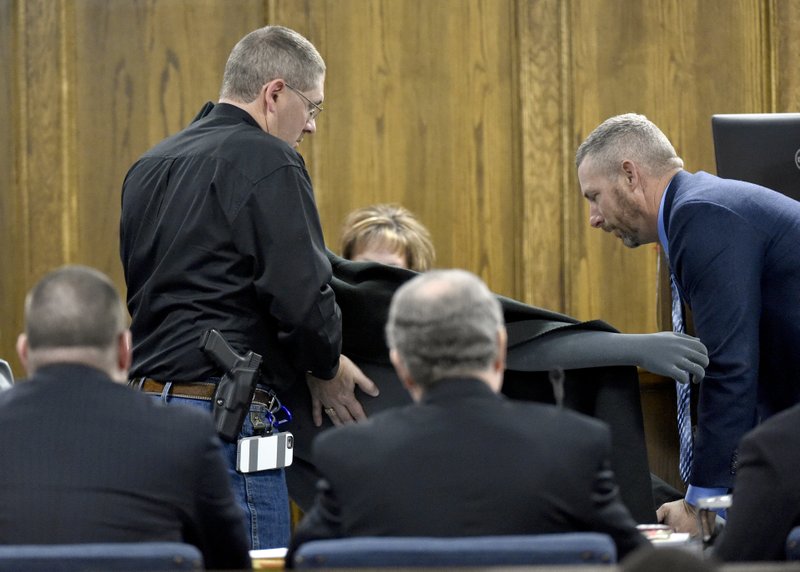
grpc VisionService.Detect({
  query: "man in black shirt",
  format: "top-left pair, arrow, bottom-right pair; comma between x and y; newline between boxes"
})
120,25 -> 377,549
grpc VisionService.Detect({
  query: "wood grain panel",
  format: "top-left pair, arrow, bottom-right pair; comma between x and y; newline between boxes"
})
567,0 -> 770,334
71,0 -> 267,288
640,372 -> 682,490
0,0 -> 22,372
2,0 -> 798,380
272,0 -> 522,298
0,0 -> 267,373
517,0 -> 568,311
0,0 -> 78,378
775,0 -> 800,111
18,0 -> 74,280
2,0 -> 75,374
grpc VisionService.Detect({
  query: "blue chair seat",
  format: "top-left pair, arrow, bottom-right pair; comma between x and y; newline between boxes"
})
0,542 -> 203,571
292,533 -> 617,568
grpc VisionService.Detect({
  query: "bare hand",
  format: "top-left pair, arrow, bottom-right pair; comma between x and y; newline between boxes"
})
306,355 -> 379,427
656,499 -> 700,536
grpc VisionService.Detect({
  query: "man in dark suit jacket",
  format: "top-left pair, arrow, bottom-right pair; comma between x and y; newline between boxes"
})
576,113 -> 800,533
713,402 -> 800,561
0,265 -> 250,570
288,269 -> 649,563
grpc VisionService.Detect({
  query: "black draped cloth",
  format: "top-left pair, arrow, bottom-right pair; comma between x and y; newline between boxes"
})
283,252 -> 656,523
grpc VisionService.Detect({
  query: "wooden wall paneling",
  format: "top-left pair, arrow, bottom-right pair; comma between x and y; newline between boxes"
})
639,373 -> 682,490
0,0 -> 21,371
3,0 -> 796,376
0,0 -> 268,372
775,0 -> 800,111
268,0 -> 412,254
71,0 -> 268,289
0,0 -> 76,374
517,0 -> 569,312
566,0 -> 772,490
566,0 -> 769,335
273,0 -> 522,299
17,0 -> 76,281
567,0 -> 661,334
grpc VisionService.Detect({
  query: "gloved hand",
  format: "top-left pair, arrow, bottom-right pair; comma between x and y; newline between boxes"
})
505,329 -> 708,383
627,332 -> 708,384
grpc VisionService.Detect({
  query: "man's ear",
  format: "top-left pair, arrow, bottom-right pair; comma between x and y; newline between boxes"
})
389,348 -> 411,386
117,330 -> 132,373
264,79 -> 286,110
16,333 -> 29,374
494,326 -> 507,374
390,348 -> 422,400
621,159 -> 641,189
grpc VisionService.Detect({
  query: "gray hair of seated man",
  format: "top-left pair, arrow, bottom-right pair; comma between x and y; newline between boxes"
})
24,265 -> 126,351
385,269 -> 503,389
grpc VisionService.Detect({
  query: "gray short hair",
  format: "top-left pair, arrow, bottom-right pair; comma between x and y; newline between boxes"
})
575,113 -> 684,176
386,269 -> 503,388
219,25 -> 326,102
24,265 -> 126,350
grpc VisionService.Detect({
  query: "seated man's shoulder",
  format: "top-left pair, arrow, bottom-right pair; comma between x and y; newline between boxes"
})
121,388 -> 218,444
508,398 -> 609,431
753,403 -> 800,436
313,404 -> 419,452
740,404 -> 800,462
500,400 -> 612,452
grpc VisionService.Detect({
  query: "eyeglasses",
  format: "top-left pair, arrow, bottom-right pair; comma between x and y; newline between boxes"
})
285,83 -> 323,121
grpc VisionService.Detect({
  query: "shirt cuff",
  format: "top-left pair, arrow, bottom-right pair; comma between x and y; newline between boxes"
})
685,485 -> 728,506
685,485 -> 729,519
307,359 -> 340,381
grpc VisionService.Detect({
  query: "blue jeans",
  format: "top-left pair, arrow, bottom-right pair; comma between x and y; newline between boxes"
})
152,392 -> 291,549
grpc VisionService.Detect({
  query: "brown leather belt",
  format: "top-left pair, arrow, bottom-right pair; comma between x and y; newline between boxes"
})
137,378 -> 275,407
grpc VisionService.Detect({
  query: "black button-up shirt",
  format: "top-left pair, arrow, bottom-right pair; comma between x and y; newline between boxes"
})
120,103 -> 341,389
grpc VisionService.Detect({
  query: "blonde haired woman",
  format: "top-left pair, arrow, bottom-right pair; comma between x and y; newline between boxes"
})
341,204 -> 435,272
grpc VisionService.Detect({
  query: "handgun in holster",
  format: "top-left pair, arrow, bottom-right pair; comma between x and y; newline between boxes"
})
199,329 -> 262,442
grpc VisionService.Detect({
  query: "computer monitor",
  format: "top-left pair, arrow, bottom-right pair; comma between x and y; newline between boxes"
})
711,113 -> 800,201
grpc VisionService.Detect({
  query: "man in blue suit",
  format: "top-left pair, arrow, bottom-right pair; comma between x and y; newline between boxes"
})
575,113 -> 800,533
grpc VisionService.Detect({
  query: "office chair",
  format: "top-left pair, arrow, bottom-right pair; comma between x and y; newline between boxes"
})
787,526 -> 800,560
0,542 -> 203,571
292,533 -> 617,568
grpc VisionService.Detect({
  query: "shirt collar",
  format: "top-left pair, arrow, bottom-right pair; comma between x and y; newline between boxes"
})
421,377 -> 497,405
210,102 -> 261,129
657,176 -> 676,258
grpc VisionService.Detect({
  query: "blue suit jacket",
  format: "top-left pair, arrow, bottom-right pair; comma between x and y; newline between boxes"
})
664,170 -> 800,488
